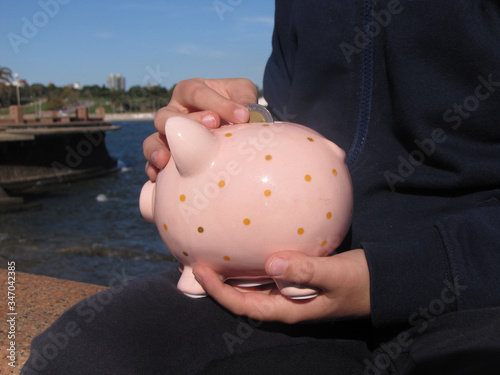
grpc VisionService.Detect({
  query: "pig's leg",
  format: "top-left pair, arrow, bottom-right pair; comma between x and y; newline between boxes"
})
274,279 -> 319,299
226,278 -> 274,288
177,265 -> 207,298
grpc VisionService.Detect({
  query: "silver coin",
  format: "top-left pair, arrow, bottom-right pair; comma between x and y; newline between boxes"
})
245,103 -> 274,123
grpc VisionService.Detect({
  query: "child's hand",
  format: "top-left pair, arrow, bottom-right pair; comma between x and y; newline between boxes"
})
192,249 -> 371,323
144,78 -> 257,181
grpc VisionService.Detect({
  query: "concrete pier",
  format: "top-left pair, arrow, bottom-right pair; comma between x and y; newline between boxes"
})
0,106 -> 120,211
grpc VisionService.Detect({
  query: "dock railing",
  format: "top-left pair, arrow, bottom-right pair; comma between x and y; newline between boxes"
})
0,105 -> 107,127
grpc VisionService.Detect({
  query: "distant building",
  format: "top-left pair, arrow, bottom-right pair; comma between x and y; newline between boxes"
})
73,82 -> 82,90
107,73 -> 126,91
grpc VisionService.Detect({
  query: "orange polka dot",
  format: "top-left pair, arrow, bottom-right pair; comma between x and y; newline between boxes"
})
262,124 -> 270,127
197,227 -> 204,233
223,256 -> 231,261
264,190 -> 272,197
327,212 -> 332,219
243,218 -> 251,226
182,251 -> 189,257
332,169 -> 338,176
265,155 -> 273,161
321,241 -> 327,247
163,224 -> 168,231
218,180 -> 225,188
180,194 -> 186,202
298,228 -> 305,235
305,175 -> 312,182
307,137 -> 315,142
225,133 -> 233,137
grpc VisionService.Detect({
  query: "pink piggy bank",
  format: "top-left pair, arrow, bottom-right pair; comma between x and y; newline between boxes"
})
140,116 -> 353,299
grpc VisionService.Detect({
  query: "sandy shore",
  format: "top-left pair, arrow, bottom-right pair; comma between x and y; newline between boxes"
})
0,271 -> 106,374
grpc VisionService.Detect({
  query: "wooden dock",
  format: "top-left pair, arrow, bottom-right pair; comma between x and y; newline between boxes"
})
0,106 -> 120,212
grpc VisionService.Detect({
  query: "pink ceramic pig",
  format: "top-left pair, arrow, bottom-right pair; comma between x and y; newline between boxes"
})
140,116 -> 353,299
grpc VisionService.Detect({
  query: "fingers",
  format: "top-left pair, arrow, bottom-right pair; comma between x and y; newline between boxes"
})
147,77 -> 257,181
193,250 -> 370,323
203,77 -> 258,108
143,133 -> 170,181
154,108 -> 222,134
192,264 -> 299,322
153,78 -> 258,134
265,250 -> 371,317
193,262 -> 336,324
174,79 -> 250,122
265,251 -> 335,291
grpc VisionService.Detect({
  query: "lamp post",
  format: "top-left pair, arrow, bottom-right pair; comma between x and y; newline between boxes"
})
14,73 -> 20,106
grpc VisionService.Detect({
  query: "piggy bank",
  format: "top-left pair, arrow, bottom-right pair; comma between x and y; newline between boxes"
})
140,116 -> 353,299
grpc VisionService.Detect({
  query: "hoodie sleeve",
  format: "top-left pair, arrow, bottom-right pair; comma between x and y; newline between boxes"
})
364,200 -> 500,327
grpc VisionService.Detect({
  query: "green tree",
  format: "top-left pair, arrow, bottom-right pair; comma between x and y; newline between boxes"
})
0,66 -> 13,86
0,67 -> 14,108
0,67 -> 13,106
46,96 -> 64,110
30,83 -> 47,98
61,86 -> 79,107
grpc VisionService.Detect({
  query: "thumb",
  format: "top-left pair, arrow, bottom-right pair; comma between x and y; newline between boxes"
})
265,251 -> 334,290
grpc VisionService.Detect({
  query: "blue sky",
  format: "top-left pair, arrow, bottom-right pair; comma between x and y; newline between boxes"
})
1,1 -> 275,89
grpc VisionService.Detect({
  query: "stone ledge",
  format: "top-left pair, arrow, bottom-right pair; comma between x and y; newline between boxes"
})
0,270 -> 107,374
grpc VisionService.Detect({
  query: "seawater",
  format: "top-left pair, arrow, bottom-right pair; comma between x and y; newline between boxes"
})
0,121 -> 177,286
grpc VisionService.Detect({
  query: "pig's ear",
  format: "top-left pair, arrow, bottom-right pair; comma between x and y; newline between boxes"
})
165,116 -> 218,176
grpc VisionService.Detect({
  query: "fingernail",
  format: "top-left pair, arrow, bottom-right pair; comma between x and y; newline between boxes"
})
201,114 -> 216,128
234,108 -> 248,123
151,151 -> 159,168
269,258 -> 286,276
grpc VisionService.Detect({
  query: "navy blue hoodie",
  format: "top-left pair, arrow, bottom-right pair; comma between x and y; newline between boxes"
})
264,0 -> 500,327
